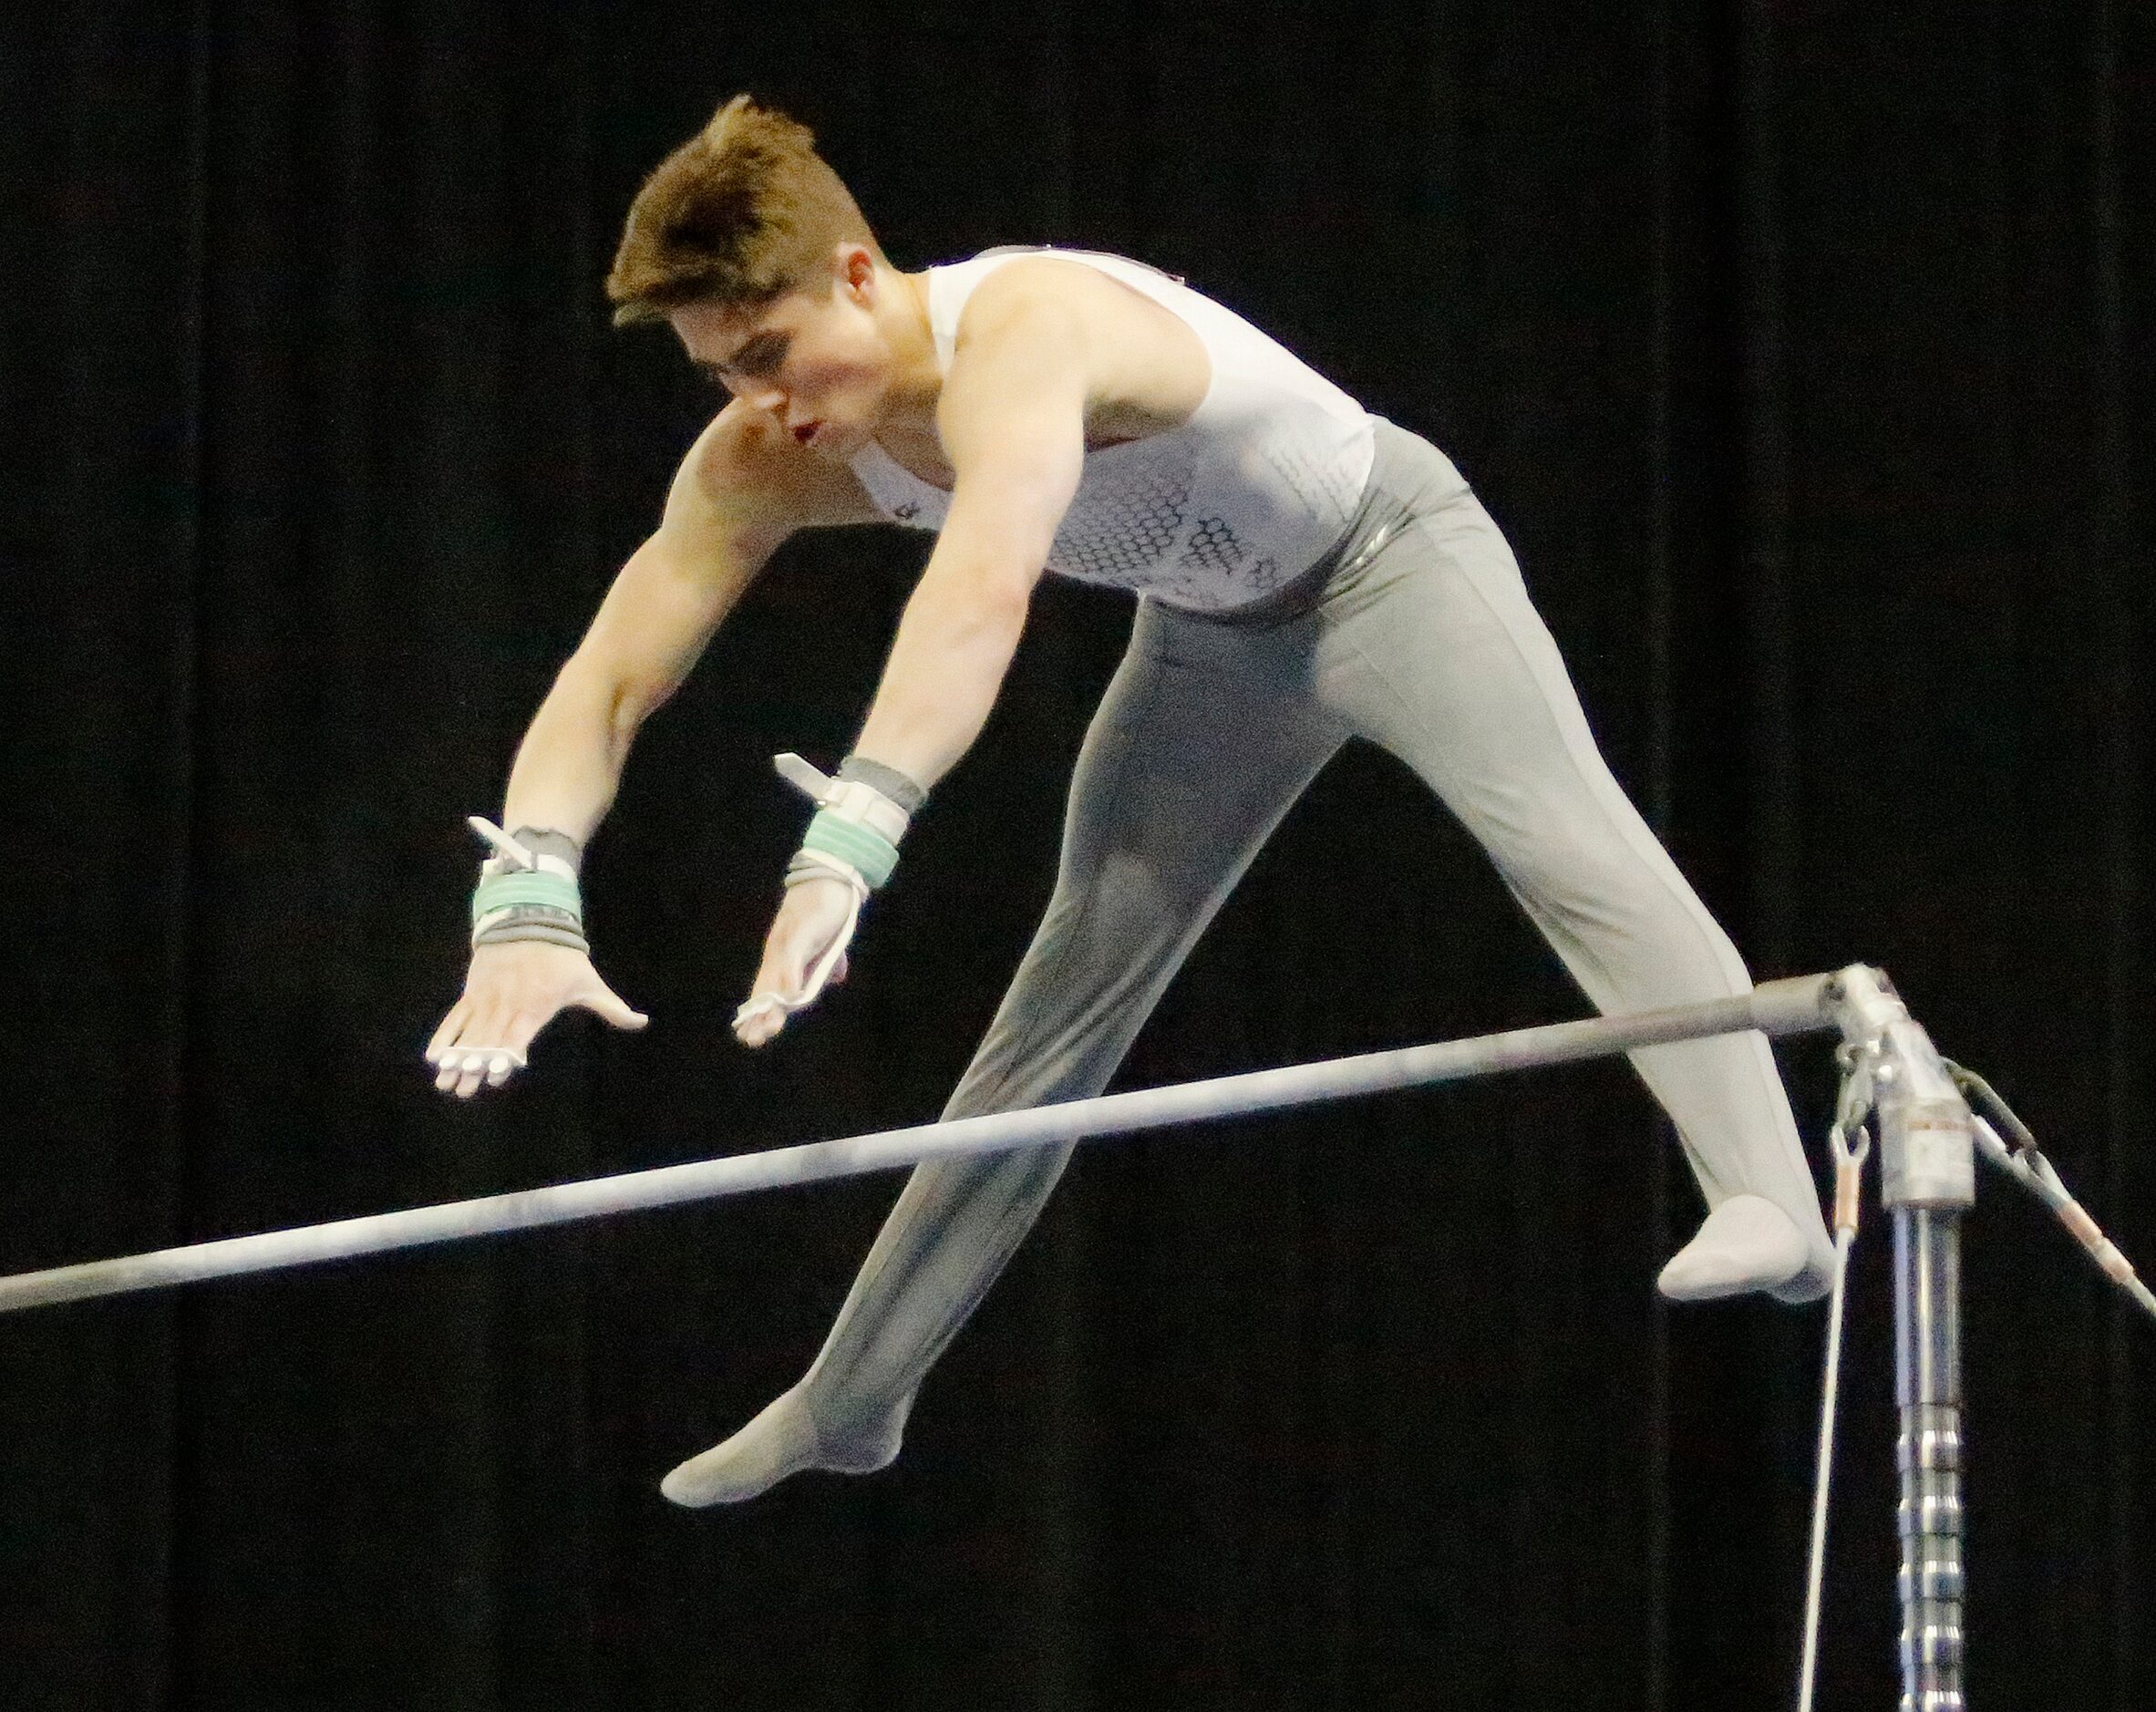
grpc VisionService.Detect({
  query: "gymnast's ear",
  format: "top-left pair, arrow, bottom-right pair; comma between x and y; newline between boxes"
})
830,242 -> 883,304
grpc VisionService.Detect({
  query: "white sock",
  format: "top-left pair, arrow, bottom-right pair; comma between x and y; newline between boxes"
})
659,1384 -> 909,1508
1657,1194 -> 1829,1305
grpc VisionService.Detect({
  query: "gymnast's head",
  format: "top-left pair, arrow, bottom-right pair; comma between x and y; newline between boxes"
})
606,95 -> 924,458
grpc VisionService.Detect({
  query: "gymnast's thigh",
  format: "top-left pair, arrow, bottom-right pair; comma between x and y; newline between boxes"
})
943,602 -> 1346,1119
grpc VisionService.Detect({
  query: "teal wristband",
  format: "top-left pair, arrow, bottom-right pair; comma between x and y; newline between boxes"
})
802,810 -> 900,890
470,869 -> 583,927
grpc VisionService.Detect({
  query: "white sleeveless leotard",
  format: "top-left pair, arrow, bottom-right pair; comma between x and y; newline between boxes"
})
845,246 -> 1377,614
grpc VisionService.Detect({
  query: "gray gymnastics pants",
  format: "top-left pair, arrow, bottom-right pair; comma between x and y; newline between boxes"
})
799,418 -> 1831,1445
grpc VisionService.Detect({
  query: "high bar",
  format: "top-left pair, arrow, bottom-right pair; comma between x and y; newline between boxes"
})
0,970 -> 1851,1316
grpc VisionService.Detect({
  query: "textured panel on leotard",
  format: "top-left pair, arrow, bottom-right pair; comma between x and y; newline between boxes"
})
1042,437 -> 1317,610
1047,456 -> 1195,589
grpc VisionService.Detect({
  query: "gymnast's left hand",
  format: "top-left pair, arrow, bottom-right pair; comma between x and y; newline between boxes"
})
734,875 -> 857,1047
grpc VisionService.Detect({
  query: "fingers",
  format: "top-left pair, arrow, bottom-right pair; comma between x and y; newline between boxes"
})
732,996 -> 788,1049
733,876 -> 861,1049
426,998 -> 473,1065
426,1004 -> 542,1100
733,943 -> 809,1049
732,919 -> 827,1047
730,945 -> 846,1047
431,1043 -> 527,1098
734,896 -> 828,1047
427,987 -> 547,1095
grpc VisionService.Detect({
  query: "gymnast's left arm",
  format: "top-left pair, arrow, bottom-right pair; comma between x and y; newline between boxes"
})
851,295 -> 1088,785
732,286 -> 1090,1045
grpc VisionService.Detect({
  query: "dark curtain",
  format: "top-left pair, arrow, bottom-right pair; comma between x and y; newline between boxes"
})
1,2 -> 2148,1707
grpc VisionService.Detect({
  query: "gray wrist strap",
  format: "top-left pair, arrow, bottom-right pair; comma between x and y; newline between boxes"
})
473,918 -> 592,954
836,756 -> 927,818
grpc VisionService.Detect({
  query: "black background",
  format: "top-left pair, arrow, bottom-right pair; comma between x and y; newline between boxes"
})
1,2 -> 2150,1707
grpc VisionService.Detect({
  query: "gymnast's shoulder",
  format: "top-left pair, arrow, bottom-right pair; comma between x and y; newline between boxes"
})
679,399 -> 884,547
945,253 -> 1209,442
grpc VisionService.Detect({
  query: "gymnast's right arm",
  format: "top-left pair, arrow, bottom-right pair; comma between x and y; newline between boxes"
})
426,407 -> 814,1099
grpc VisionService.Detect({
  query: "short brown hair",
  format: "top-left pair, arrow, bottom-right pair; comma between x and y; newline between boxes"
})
605,95 -> 886,326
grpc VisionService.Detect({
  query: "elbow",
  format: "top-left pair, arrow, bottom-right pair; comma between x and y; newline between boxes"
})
608,678 -> 676,753
974,571 -> 1037,641
945,541 -> 1045,632
557,654 -> 656,754
954,580 -> 1035,672
606,691 -> 644,758
934,497 -> 1055,620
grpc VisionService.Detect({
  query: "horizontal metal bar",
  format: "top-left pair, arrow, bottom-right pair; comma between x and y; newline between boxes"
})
0,972 -> 1847,1315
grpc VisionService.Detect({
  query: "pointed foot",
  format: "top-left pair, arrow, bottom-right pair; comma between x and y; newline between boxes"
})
1658,1194 -> 1833,1305
660,1385 -> 911,1508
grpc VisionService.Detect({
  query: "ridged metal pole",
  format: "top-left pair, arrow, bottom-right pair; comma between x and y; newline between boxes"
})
1827,966 -> 1975,1712
1894,1208 -> 1965,1711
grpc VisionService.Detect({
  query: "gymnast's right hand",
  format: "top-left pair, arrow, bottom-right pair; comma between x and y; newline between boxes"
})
426,942 -> 649,1098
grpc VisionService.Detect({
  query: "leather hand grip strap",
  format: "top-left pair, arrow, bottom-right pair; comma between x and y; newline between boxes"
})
729,753 -> 923,1036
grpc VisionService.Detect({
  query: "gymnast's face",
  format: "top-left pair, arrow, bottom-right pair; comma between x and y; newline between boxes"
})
669,245 -> 926,459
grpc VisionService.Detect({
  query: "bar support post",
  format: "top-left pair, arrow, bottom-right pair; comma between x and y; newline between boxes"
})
1825,965 -> 1974,1710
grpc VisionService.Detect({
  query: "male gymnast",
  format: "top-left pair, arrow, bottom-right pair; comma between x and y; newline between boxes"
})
425,95 -> 1833,1506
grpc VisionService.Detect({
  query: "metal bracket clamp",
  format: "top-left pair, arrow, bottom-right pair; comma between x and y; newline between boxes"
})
1823,964 -> 1975,1212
